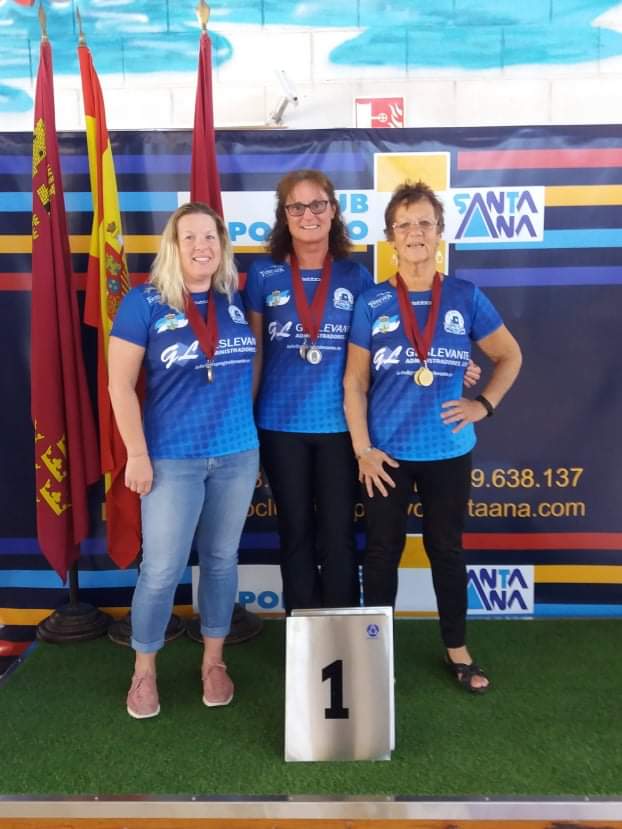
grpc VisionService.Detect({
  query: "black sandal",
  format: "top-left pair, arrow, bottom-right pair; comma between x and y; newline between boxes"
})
445,655 -> 490,694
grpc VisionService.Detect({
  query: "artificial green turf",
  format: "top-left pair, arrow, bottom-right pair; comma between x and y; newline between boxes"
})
1,619 -> 620,797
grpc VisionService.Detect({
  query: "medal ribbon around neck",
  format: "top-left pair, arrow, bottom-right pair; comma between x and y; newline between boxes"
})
184,288 -> 219,378
395,271 -> 442,372
290,253 -> 332,346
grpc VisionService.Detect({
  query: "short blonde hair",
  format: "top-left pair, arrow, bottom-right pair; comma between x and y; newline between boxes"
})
150,202 -> 238,310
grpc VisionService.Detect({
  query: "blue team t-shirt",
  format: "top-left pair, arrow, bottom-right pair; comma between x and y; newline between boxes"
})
348,276 -> 503,461
245,256 -> 374,433
111,283 -> 258,459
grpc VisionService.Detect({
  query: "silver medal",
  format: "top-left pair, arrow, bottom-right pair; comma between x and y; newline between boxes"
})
306,346 -> 323,365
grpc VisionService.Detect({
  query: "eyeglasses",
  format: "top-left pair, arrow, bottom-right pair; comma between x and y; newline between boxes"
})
392,219 -> 438,234
285,200 -> 329,217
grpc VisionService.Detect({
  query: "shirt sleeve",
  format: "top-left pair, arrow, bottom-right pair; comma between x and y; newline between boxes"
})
110,286 -> 151,348
348,292 -> 373,352
358,264 -> 375,292
244,259 -> 265,313
471,286 -> 503,342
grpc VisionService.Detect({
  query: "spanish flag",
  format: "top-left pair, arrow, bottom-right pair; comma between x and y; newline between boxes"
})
79,42 -> 141,569
31,39 -> 99,581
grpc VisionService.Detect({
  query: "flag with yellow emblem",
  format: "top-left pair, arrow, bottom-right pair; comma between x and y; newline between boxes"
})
31,38 -> 99,581
79,40 -> 141,569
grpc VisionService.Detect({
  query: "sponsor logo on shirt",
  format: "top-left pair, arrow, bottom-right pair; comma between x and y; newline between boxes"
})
268,320 -> 293,340
333,287 -> 354,311
368,291 -> 393,309
444,309 -> 466,335
161,340 -> 200,368
144,287 -> 162,305
154,312 -> 189,333
261,265 -> 286,278
372,314 -> 400,336
373,345 -> 402,370
266,289 -> 291,307
228,304 -> 247,325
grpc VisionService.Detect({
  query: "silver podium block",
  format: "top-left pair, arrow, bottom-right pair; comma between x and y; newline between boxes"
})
285,606 -> 394,762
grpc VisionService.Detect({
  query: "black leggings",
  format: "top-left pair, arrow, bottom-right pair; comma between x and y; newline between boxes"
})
259,429 -> 360,613
363,452 -> 472,648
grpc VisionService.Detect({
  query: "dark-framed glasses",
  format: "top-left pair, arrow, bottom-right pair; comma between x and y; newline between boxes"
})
285,199 -> 329,217
392,219 -> 438,234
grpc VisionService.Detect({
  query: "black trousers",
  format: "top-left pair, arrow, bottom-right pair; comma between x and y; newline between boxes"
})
363,452 -> 472,648
259,429 -> 360,613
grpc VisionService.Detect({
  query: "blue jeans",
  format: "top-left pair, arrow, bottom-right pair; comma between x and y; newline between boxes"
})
131,448 -> 259,653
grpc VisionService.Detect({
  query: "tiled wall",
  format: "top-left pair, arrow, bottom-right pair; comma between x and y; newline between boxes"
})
1,0 -> 622,130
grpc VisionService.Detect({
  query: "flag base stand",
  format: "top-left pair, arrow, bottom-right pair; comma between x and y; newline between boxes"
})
36,601 -> 111,644
186,603 -> 263,646
107,612 -> 186,647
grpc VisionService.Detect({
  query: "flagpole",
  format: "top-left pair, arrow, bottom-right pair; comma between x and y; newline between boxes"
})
33,2 -> 110,643
183,0 -> 263,646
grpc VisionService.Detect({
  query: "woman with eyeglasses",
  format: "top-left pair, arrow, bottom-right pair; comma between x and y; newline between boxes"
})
344,181 -> 522,693
245,170 -> 373,612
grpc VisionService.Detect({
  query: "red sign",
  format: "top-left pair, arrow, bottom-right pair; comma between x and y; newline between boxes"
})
355,97 -> 404,128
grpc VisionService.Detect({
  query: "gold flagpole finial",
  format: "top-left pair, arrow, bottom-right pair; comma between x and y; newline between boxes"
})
38,1 -> 48,42
76,6 -> 86,46
196,0 -> 210,33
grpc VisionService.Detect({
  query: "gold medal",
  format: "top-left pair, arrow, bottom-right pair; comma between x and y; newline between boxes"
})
414,365 -> 434,387
306,346 -> 323,365
206,363 -> 214,383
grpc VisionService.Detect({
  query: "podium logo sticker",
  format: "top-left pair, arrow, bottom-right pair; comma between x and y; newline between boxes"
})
366,623 -> 380,638
467,565 -> 534,615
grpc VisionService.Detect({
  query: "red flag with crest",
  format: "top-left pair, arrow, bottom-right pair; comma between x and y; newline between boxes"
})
31,39 -> 99,581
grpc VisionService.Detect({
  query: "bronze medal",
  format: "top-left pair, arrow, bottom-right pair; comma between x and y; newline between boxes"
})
306,346 -> 323,365
184,289 -> 219,385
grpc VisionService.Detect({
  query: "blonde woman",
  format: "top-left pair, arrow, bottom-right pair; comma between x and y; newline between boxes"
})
109,203 -> 258,718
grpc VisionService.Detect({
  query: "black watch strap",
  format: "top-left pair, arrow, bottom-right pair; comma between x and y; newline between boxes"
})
475,394 -> 494,417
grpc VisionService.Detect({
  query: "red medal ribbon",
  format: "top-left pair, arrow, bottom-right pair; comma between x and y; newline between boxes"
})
184,287 -> 219,363
395,271 -> 442,365
290,253 -> 332,344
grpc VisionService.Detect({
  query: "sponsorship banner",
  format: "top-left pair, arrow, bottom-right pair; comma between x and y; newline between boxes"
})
1,125 -> 621,621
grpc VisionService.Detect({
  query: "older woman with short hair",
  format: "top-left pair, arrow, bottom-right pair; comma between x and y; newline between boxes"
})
344,181 -> 522,693
109,202 -> 258,718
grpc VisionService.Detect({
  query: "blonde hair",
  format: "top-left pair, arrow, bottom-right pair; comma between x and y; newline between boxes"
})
150,202 -> 238,310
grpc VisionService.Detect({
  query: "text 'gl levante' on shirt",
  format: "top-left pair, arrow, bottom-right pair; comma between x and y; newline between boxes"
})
348,276 -> 503,461
245,256 -> 374,433
111,284 -> 258,459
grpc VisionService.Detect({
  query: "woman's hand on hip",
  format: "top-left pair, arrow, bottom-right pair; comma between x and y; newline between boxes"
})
441,397 -> 488,433
357,448 -> 399,498
125,455 -> 153,496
